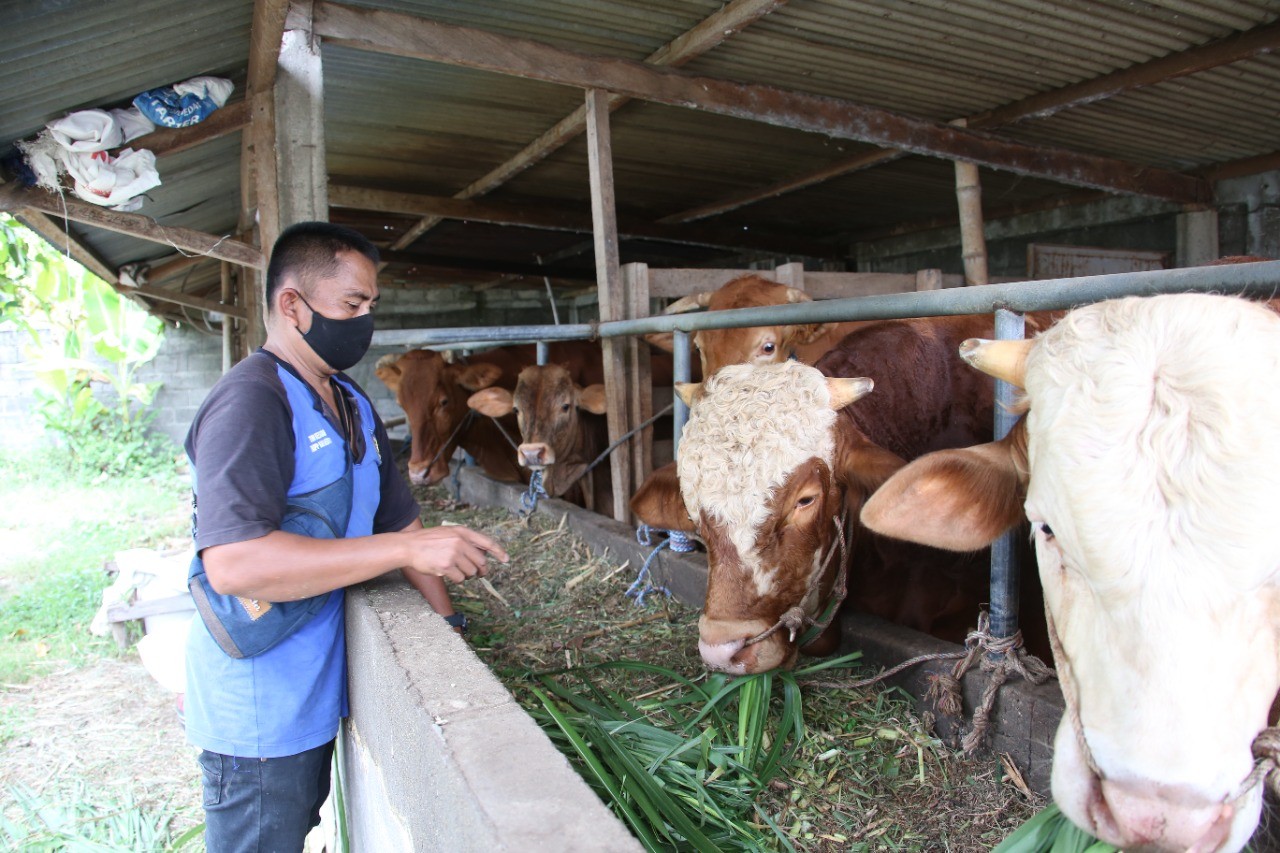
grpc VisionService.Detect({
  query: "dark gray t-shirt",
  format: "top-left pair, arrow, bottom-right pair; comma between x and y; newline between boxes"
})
184,350 -> 419,552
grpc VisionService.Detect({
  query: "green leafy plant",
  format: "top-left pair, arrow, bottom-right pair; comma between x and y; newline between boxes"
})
2,214 -> 171,477
0,782 -> 204,852
523,653 -> 863,852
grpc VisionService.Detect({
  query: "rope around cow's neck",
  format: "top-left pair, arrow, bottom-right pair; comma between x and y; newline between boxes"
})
421,409 -> 479,476
558,402 -> 675,495
742,513 -> 849,649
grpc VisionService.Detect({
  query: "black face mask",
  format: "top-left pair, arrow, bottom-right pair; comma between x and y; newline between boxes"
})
296,294 -> 374,372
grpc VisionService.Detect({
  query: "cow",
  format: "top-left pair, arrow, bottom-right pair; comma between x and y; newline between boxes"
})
632,314 -> 1038,674
860,293 -> 1280,853
660,274 -> 874,378
467,345 -> 685,518
467,362 -> 614,515
375,341 -> 602,487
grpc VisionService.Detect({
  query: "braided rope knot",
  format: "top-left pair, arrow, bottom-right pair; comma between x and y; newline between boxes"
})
929,611 -> 1057,753
627,524 -> 676,606
1227,727 -> 1280,805
520,469 -> 549,515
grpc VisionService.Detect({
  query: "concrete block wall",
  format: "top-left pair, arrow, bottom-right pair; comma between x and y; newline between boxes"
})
344,572 -> 642,852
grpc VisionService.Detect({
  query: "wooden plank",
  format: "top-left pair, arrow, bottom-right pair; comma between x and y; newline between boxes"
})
127,100 -> 250,159
106,595 -> 196,623
0,185 -> 265,269
329,184 -> 834,257
125,281 -> 249,319
380,249 -> 593,280
385,0 -> 788,251
14,208 -> 117,284
249,0 -> 291,95
915,269 -> 943,292
221,261 -> 234,372
660,20 -> 1280,224
312,1 -> 1210,203
586,89 -> 632,523
646,267 -> 924,300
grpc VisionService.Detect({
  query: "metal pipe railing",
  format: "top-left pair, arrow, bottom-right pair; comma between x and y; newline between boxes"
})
377,260 -> 1280,648
671,329 -> 692,459
372,261 -> 1280,349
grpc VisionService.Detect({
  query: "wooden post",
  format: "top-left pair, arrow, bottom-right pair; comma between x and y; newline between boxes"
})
953,121 -> 989,286
275,26 -> 330,226
624,263 -> 653,491
774,261 -> 805,289
585,89 -> 633,522
220,261 -> 234,372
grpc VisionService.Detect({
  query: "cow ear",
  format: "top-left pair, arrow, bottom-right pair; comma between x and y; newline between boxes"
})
577,384 -> 608,414
643,331 -> 674,353
374,354 -> 403,393
861,433 -> 1027,552
836,442 -> 909,505
457,362 -> 503,392
675,382 -> 703,407
468,387 -> 514,418
630,462 -> 695,532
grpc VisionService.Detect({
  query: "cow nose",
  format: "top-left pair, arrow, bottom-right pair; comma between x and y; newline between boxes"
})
1091,778 -> 1235,853
698,637 -> 752,674
698,616 -> 776,674
518,443 -> 553,468
408,465 -> 429,485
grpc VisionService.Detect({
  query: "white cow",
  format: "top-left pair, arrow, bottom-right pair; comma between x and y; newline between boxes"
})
861,293 -> 1280,853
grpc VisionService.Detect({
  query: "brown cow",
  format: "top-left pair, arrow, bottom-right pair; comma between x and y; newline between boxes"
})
662,274 -> 874,378
634,314 -> 1047,673
376,341 -> 602,487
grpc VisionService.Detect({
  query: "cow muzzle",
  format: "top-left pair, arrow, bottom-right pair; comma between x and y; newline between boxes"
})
698,615 -> 794,674
518,442 -> 554,468
1085,777 -> 1241,853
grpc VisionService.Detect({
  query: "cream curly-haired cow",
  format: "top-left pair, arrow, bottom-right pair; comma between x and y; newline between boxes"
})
862,293 -> 1280,853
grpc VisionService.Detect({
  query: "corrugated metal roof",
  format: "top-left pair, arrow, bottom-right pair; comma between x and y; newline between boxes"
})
3,0 -> 1280,318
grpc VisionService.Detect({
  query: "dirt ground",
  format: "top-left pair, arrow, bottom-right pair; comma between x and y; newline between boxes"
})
0,654 -> 203,835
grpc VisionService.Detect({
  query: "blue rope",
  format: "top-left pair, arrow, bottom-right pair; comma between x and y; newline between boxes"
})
629,524 -> 690,606
520,469 -> 549,515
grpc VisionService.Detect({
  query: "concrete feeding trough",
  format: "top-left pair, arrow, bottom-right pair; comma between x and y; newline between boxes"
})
341,465 -> 1066,848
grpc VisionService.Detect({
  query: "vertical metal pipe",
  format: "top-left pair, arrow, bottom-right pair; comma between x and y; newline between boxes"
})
536,340 -> 549,365
990,307 -> 1025,640
672,329 -> 691,459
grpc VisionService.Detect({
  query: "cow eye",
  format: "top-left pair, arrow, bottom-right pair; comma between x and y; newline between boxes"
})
1038,522 -> 1055,540
561,402 -> 571,413
762,342 -> 776,354
437,398 -> 449,409
796,495 -> 816,509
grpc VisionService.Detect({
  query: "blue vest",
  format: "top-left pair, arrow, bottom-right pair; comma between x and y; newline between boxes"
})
184,362 -> 383,758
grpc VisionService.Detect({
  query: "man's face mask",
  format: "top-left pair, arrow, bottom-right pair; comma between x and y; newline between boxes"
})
296,293 -> 374,372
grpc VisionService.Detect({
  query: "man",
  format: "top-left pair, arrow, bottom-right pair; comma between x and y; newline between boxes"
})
183,221 -> 507,852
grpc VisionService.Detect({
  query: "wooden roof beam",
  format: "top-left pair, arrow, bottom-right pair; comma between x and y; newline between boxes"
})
13,208 -> 118,284
330,184 -> 834,258
312,1 -> 1209,204
664,18 -> 1280,223
379,249 -> 594,281
0,186 -> 265,270
385,0 -> 788,253
126,99 -> 251,159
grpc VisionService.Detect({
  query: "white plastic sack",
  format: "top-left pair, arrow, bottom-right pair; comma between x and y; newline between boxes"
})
61,147 -> 161,209
173,76 -> 233,108
46,109 -> 123,152
137,616 -> 192,694
110,106 -> 155,143
14,132 -> 62,191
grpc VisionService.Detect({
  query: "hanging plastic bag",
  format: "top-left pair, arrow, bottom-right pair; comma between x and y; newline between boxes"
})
134,75 -> 234,129
46,109 -> 123,152
61,147 -> 161,209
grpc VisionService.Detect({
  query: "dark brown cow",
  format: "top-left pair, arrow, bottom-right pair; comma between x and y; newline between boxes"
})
634,314 -> 1049,673
376,341 -> 602,487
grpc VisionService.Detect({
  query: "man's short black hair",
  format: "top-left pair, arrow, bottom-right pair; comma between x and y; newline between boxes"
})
265,222 -> 380,312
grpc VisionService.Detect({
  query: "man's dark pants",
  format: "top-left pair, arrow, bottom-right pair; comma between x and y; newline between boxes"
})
198,739 -> 335,853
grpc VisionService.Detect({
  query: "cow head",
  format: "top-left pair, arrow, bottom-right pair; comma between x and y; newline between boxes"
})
375,350 -> 503,486
665,275 -> 831,377
676,361 -> 874,674
862,294 -> 1280,853
467,363 -> 607,497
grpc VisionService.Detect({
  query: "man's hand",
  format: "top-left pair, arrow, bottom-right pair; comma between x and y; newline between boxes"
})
403,525 -> 508,584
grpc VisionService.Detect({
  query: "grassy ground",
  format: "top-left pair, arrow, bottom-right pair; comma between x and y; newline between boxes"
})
0,448 -> 190,685
0,446 -> 201,850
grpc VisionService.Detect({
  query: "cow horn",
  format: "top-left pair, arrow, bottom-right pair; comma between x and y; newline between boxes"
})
374,353 -> 401,372
664,292 -> 714,315
825,377 -> 874,410
959,338 -> 1031,387
783,286 -> 813,304
674,382 -> 703,407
